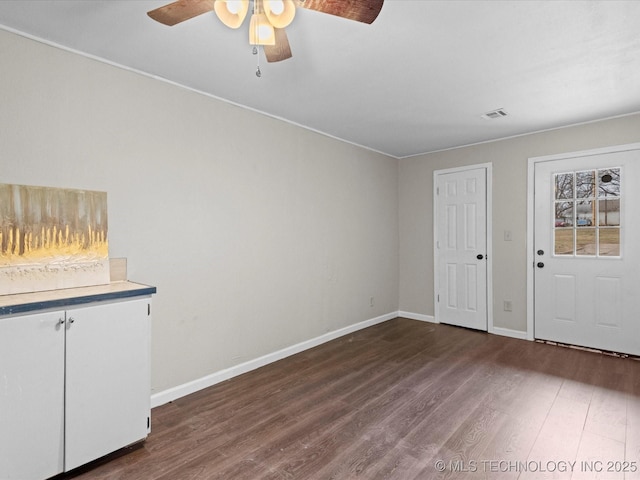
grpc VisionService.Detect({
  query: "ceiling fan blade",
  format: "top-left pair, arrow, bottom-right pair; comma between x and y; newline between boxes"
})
295,0 -> 384,24
147,0 -> 216,26
264,28 -> 293,63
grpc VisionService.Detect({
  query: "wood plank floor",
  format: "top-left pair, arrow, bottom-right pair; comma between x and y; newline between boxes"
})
59,318 -> 640,480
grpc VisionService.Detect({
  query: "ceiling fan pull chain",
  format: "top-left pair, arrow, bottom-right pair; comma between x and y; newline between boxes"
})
251,0 -> 261,77
254,46 -> 262,78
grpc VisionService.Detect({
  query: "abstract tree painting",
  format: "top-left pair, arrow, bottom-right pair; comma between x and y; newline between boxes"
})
0,183 -> 110,295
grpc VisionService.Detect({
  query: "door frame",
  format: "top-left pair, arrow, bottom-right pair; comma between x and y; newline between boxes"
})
433,163 -> 493,332
526,142 -> 640,341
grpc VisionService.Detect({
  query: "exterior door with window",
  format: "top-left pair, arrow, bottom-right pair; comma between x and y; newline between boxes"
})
534,149 -> 640,355
435,166 -> 488,331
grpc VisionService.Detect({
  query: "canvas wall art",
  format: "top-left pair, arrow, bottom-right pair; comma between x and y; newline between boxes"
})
0,183 -> 110,295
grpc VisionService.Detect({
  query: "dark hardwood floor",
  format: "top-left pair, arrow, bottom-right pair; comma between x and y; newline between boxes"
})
60,318 -> 640,480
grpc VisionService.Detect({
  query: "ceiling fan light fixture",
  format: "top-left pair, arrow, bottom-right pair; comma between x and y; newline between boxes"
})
249,12 -> 276,45
264,0 -> 296,28
214,0 -> 250,29
148,0 -> 385,64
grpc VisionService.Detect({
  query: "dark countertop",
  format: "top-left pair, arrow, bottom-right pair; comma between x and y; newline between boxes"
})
0,281 -> 157,316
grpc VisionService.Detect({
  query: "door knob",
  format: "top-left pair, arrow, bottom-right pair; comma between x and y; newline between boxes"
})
537,262 -> 544,268
537,249 -> 544,256
477,254 -> 484,260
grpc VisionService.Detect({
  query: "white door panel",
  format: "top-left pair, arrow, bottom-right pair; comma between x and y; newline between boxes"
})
534,149 -> 640,355
436,167 -> 488,331
65,299 -> 151,471
0,311 -> 65,480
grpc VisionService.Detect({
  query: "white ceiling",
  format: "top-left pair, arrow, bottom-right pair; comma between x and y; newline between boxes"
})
1,0 -> 639,158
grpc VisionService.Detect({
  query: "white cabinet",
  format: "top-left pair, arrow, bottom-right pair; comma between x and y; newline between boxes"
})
0,310 -> 65,480
65,298 -> 151,471
0,296 -> 151,480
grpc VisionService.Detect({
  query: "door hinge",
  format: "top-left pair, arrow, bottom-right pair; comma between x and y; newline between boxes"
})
437,294 -> 440,302
148,303 -> 151,316
436,187 -> 440,195
147,416 -> 150,429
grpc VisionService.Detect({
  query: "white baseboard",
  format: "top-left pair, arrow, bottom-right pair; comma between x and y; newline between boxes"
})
399,311 -> 528,341
489,326 -> 528,340
150,311 -> 398,408
397,311 -> 437,323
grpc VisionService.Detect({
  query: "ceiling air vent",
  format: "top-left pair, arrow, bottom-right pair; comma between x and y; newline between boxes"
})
481,108 -> 508,120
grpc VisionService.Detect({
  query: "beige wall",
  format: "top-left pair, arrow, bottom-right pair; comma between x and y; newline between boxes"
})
0,30 -> 399,395
399,113 -> 640,332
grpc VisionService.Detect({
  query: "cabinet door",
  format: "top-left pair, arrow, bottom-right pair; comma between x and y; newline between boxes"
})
64,298 -> 151,471
0,311 -> 65,480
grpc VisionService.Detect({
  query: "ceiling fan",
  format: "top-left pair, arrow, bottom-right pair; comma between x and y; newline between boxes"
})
147,0 -> 385,63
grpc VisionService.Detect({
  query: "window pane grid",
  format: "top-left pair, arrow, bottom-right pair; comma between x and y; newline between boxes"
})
553,168 -> 620,257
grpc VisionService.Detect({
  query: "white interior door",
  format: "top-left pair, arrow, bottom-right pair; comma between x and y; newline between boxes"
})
534,148 -> 640,355
435,167 -> 488,331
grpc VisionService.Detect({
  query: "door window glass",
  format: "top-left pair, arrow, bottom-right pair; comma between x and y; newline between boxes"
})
555,173 -> 573,200
553,168 -> 621,257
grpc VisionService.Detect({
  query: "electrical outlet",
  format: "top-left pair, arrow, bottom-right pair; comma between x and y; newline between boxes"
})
503,300 -> 513,312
